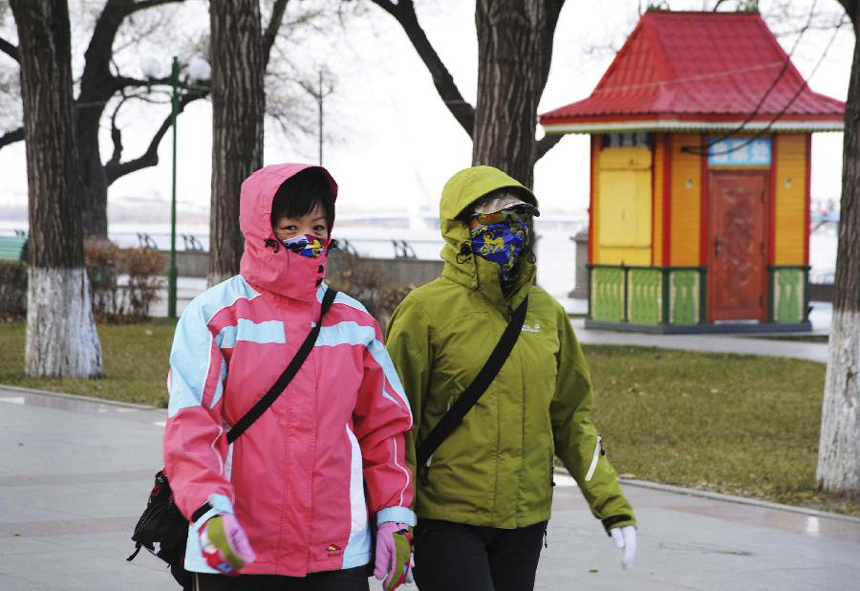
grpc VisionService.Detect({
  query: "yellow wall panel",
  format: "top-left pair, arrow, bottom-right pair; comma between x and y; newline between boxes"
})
599,246 -> 651,266
652,134 -> 664,266
670,133 -> 701,266
595,145 -> 652,265
774,134 -> 807,265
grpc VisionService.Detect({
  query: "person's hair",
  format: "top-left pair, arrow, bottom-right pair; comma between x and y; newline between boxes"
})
270,168 -> 334,230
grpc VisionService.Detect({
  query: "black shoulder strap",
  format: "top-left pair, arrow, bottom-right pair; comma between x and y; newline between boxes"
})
416,295 -> 529,477
227,287 -> 338,444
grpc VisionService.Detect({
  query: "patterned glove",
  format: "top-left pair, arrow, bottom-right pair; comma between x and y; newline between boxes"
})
373,522 -> 413,590
609,525 -> 637,569
199,514 -> 256,576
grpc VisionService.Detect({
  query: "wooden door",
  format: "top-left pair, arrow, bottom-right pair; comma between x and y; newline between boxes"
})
708,171 -> 768,321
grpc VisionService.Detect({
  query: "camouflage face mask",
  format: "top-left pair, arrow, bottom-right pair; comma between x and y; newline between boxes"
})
281,234 -> 324,258
469,217 -> 528,274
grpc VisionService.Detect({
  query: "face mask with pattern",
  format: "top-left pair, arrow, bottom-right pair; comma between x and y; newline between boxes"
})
469,218 -> 528,274
281,234 -> 324,258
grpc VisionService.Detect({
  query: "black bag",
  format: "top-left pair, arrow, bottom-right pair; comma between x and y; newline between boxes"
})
128,288 -> 338,586
416,296 -> 528,484
127,470 -> 198,587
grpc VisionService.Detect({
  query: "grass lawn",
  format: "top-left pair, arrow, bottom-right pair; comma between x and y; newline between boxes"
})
0,319 -> 176,408
1,320 -> 856,517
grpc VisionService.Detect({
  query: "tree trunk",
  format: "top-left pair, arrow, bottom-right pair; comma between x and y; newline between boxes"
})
817,11 -> 860,496
208,0 -> 265,286
78,109 -> 109,238
472,0 -> 562,188
11,0 -> 102,378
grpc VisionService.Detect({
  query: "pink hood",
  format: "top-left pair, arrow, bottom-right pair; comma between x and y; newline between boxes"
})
239,163 -> 338,301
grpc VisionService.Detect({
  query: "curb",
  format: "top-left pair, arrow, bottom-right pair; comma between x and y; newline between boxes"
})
620,478 -> 860,523
0,383 -> 159,411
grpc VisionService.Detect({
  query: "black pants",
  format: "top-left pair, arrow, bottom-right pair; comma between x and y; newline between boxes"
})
412,518 -> 547,591
193,566 -> 369,591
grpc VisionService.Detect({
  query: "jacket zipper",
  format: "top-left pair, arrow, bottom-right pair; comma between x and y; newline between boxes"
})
585,435 -> 602,482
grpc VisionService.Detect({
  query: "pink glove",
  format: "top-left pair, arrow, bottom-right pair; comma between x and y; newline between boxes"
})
373,522 -> 413,590
199,514 -> 256,576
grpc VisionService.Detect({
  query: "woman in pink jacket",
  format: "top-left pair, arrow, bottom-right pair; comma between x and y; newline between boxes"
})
163,164 -> 415,590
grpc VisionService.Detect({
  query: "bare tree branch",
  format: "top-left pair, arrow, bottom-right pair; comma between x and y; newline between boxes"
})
369,0 -> 475,138
128,0 -> 185,13
0,126 -> 24,149
113,74 -> 172,89
104,90 -> 206,185
535,134 -> 563,161
263,0 -> 290,70
105,97 -> 130,169
0,36 -> 18,62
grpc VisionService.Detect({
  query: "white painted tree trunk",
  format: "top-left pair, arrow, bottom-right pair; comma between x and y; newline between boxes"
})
25,267 -> 102,378
817,309 -> 860,493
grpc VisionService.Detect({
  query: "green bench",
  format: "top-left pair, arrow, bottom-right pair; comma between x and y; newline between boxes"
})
0,235 -> 27,261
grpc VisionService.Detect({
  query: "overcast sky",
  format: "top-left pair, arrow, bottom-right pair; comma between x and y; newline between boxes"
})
0,0 -> 853,230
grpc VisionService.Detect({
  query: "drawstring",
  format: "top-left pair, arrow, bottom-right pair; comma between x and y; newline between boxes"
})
456,242 -> 472,264
264,238 -> 280,253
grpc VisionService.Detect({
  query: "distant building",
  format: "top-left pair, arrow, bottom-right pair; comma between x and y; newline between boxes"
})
540,10 -> 844,332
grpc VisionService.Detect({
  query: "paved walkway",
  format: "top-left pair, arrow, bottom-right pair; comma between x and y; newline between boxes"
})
2,386 -> 858,590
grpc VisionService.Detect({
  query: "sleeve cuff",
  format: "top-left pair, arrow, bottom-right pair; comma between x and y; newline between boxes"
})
192,493 -> 234,527
601,514 -> 635,535
376,506 -> 417,527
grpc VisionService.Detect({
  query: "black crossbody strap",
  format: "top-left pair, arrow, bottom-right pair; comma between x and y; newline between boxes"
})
416,296 -> 529,474
227,287 -> 338,444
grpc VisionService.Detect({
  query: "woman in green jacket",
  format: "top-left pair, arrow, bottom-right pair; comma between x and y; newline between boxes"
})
385,166 -> 637,591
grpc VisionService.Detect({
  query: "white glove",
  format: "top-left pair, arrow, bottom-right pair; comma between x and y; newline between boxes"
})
610,525 -> 637,569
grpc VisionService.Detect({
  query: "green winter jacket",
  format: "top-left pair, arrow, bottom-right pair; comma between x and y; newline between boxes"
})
385,166 -> 636,532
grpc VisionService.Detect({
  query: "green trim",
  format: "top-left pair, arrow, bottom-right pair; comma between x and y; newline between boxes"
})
669,270 -> 699,325
768,267 -> 775,323
587,264 -> 707,326
769,266 -> 810,324
623,268 -> 629,322
661,269 -> 670,325
628,269 -> 662,324
590,266 -> 625,322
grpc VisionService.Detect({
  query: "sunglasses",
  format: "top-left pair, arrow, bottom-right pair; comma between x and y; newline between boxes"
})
470,206 -> 533,226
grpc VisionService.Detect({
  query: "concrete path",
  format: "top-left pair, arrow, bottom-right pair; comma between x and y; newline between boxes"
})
2,386 -> 858,590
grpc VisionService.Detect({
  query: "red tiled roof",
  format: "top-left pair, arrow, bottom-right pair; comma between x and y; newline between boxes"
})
540,11 -> 844,132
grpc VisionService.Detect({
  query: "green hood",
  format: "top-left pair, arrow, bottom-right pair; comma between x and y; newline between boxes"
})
438,166 -> 539,305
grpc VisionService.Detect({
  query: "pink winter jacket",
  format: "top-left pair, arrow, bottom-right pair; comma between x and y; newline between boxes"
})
163,163 -> 415,576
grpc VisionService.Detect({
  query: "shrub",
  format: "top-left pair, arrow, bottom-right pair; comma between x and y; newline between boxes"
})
0,261 -> 27,320
0,242 -> 166,323
124,246 -> 167,319
85,239 -> 166,323
326,249 -> 414,330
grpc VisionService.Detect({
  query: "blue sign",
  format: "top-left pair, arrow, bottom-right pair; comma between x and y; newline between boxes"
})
707,137 -> 772,166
